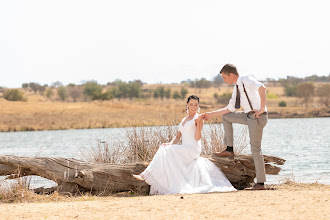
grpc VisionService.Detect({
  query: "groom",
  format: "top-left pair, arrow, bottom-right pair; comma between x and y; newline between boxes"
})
202,64 -> 268,190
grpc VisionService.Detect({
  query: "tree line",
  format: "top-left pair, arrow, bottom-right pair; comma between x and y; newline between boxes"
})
1,74 -> 330,107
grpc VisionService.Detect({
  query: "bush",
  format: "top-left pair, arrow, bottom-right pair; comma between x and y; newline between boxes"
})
45,88 -> 53,99
57,87 -> 67,101
3,89 -> 27,101
84,81 -> 103,100
172,91 -> 181,99
278,101 -> 287,107
216,93 -> 232,104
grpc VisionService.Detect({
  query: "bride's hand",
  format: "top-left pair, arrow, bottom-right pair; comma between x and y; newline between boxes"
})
196,115 -> 204,123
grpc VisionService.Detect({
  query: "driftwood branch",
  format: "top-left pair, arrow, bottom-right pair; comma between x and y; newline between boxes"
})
0,154 -> 285,194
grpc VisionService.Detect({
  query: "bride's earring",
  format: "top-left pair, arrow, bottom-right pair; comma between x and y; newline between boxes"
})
198,107 -> 200,113
186,106 -> 189,114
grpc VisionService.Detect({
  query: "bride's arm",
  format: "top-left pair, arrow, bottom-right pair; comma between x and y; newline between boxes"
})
162,131 -> 181,146
170,131 -> 182,145
195,115 -> 204,141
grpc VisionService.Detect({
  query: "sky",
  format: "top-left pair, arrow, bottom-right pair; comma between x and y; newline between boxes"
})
1,0 -> 330,88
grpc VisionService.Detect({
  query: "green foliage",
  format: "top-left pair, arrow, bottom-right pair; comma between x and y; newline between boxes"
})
22,83 -> 29,89
215,93 -> 232,104
191,78 -> 212,89
278,101 -> 287,107
267,93 -> 278,99
109,80 -> 143,100
3,89 -> 27,101
283,84 -> 297,97
57,86 -> 67,101
154,86 -> 165,99
172,91 -> 181,99
154,86 -> 171,100
180,87 -> 188,100
100,90 -> 113,101
84,81 -> 103,100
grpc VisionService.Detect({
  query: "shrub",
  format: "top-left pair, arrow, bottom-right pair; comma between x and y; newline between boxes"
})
278,101 -> 287,107
57,87 -> 67,101
45,88 -> 53,99
172,91 -> 181,99
216,93 -> 232,104
3,89 -> 27,101
180,87 -> 188,100
316,84 -> 330,107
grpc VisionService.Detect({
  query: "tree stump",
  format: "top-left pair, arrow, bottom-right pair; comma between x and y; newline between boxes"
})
0,154 -> 285,195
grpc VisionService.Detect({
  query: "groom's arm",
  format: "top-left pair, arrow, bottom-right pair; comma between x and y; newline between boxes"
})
202,107 -> 231,120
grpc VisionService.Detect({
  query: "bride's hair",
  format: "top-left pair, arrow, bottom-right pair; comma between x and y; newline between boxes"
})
186,95 -> 199,104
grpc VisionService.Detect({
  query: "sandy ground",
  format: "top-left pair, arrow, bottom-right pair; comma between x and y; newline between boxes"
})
0,184 -> 329,220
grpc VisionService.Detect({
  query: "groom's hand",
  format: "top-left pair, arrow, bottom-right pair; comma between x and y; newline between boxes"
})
202,113 -> 211,121
253,109 -> 264,119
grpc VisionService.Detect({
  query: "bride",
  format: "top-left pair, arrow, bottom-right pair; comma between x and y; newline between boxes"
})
133,95 -> 236,195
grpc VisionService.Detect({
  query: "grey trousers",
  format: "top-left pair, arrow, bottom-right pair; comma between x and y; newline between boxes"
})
222,112 -> 268,183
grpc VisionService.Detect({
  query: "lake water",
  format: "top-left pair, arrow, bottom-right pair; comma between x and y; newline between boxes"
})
0,118 -> 329,188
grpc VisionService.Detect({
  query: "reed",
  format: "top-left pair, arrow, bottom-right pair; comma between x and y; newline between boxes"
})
81,121 -> 249,164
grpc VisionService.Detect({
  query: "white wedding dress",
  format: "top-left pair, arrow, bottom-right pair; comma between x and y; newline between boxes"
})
140,114 -> 236,195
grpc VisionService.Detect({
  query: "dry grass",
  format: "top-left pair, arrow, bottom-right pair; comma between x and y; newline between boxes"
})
80,120 -> 249,164
1,85 -> 329,132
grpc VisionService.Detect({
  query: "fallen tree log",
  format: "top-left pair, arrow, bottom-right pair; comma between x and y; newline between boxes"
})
0,154 -> 285,195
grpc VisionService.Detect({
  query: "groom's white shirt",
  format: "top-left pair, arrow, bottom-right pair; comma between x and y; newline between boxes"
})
226,75 -> 267,113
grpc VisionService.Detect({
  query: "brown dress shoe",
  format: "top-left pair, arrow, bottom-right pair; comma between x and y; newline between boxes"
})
244,183 -> 266,190
213,150 -> 235,157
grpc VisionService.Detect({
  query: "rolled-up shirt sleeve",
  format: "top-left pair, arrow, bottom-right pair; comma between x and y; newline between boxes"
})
244,75 -> 264,91
226,86 -> 237,112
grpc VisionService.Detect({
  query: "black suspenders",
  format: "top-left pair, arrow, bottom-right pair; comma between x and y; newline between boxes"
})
242,83 -> 254,111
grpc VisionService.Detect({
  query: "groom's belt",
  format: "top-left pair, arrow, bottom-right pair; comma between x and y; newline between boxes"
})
247,111 -> 268,115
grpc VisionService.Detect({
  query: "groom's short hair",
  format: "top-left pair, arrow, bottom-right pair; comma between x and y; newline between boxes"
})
220,64 -> 238,76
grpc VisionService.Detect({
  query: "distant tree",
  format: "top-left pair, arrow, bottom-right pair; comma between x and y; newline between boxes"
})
57,86 -> 67,101
283,84 -> 297,97
180,87 -> 188,100
316,84 -> 330,107
84,81 -> 103,100
127,80 -> 143,100
296,82 -> 315,108
68,87 -> 82,102
29,82 -> 40,94
22,83 -> 29,89
51,81 -> 63,88
38,85 -> 46,95
213,75 -> 224,88
165,88 -> 171,99
109,87 -> 122,100
154,86 -> 166,100
215,93 -> 232,104
172,91 -> 181,99
45,88 -> 53,99
3,89 -> 27,101
195,78 -> 212,89
67,83 -> 76,88
140,89 -> 153,99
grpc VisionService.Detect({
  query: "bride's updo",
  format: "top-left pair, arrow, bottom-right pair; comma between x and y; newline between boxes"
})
187,95 -> 200,104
